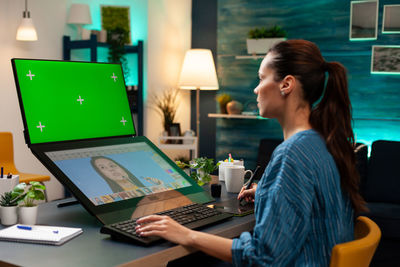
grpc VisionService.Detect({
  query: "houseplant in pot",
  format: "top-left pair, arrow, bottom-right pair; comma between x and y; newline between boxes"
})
188,157 -> 220,186
151,88 -> 180,143
246,25 -> 287,55
0,190 -> 24,226
14,182 -> 46,225
216,93 -> 232,114
107,26 -> 130,80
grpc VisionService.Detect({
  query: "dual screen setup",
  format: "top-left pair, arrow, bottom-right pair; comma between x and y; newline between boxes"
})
11,59 -> 232,244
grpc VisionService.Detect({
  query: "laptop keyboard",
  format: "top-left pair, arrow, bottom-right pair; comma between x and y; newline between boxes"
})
100,203 -> 233,245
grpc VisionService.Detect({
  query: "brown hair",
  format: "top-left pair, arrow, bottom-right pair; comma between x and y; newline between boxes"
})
268,40 -> 366,214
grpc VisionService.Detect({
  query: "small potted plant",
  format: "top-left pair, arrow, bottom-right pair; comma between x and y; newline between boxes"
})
0,190 -> 24,225
107,26 -> 130,80
175,156 -> 191,176
216,93 -> 232,114
151,88 -> 180,143
246,25 -> 287,55
188,157 -> 220,186
14,182 -> 46,225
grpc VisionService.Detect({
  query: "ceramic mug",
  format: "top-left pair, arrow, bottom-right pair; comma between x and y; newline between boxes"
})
0,175 -> 19,196
218,160 -> 244,181
224,165 -> 253,193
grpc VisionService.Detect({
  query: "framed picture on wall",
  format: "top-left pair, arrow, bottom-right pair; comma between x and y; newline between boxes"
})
101,6 -> 131,44
349,0 -> 378,41
371,46 -> 400,74
382,5 -> 400,34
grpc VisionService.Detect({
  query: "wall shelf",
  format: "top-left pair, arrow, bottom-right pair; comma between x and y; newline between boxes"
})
208,113 -> 266,119
235,55 -> 264,60
158,136 -> 198,158
62,34 -> 144,135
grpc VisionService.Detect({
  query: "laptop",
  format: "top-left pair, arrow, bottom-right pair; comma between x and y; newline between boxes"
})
11,58 -> 232,244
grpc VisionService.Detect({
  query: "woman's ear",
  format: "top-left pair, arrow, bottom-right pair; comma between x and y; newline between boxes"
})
279,75 -> 296,95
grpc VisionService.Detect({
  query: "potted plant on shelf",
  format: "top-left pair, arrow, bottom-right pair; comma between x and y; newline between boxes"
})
107,26 -> 130,81
246,25 -> 287,55
188,157 -> 220,186
216,93 -> 232,114
0,190 -> 24,226
14,182 -> 46,225
151,88 -> 180,143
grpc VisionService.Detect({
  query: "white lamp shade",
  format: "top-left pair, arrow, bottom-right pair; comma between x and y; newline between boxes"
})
178,49 -> 219,90
16,18 -> 38,41
67,4 -> 92,25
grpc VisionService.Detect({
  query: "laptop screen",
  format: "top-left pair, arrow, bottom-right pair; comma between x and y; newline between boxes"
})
45,142 -> 191,206
12,59 -> 135,144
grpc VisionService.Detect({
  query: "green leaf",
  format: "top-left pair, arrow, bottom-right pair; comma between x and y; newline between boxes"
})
34,190 -> 45,200
29,181 -> 41,186
13,183 -> 26,193
26,191 -> 36,199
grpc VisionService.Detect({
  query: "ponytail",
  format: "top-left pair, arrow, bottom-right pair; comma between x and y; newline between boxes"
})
269,40 -> 367,214
310,62 -> 367,214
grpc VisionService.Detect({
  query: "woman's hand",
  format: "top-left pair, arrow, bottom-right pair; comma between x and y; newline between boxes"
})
237,183 -> 257,203
136,215 -> 193,246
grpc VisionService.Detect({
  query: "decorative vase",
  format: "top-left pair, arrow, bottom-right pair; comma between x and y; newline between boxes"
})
19,205 -> 38,225
0,206 -> 18,226
226,100 -> 243,115
246,38 -> 286,54
219,103 -> 227,114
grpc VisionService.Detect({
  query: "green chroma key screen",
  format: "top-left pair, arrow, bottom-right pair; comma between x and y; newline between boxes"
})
13,59 -> 135,144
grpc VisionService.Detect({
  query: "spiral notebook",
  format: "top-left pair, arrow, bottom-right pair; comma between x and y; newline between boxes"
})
0,224 -> 83,246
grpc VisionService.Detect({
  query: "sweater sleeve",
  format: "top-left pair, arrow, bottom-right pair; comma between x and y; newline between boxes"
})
231,143 -> 316,266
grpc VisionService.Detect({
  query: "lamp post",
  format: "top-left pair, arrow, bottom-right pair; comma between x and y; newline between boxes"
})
178,49 -> 219,155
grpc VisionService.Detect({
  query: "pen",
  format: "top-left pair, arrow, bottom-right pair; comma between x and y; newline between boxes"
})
17,225 -> 59,234
17,225 -> 32,230
1,167 -> 3,178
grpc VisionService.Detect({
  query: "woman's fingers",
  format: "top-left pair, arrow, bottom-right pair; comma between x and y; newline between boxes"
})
136,214 -> 166,224
136,223 -> 167,235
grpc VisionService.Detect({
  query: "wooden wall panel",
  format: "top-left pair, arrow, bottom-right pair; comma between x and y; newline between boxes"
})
217,0 -> 400,169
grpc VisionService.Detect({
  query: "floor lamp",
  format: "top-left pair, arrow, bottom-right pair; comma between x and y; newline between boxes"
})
178,49 -> 219,155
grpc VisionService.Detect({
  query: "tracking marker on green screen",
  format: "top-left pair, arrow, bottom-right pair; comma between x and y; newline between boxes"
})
14,59 -> 136,144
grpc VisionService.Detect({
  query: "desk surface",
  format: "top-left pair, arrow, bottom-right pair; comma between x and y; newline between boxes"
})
0,184 -> 255,267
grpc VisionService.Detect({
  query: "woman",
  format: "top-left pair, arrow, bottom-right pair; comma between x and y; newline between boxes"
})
136,40 -> 366,266
91,156 -> 145,193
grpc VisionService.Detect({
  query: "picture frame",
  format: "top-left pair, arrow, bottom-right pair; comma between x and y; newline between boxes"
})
382,5 -> 400,34
349,0 -> 378,41
101,5 -> 131,44
168,123 -> 182,144
371,45 -> 400,74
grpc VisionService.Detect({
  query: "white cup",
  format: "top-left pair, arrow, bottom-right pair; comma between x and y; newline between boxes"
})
225,166 -> 253,193
218,160 -> 244,181
0,175 -> 19,196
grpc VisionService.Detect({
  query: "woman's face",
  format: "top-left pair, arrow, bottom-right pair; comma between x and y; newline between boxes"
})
254,53 -> 284,118
94,158 -> 129,182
